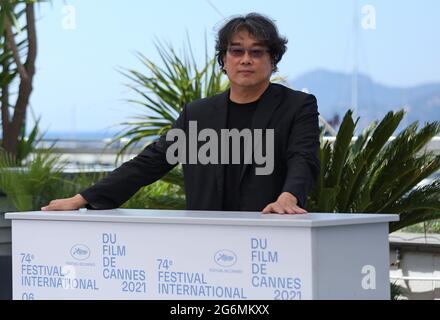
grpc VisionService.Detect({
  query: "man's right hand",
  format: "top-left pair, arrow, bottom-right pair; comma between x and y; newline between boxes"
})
41,194 -> 88,211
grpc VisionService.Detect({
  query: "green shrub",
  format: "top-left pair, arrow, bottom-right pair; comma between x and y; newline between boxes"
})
308,110 -> 440,233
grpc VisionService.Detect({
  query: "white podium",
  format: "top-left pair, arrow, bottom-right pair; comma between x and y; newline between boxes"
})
5,210 -> 398,300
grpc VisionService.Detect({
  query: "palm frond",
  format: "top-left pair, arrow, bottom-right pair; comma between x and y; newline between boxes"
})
337,110 -> 405,212
309,108 -> 440,232
111,40 -> 228,159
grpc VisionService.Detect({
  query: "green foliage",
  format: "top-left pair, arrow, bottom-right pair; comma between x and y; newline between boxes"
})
309,109 -> 440,233
402,220 -> 440,234
122,179 -> 185,210
15,118 -> 46,165
390,282 -> 403,300
58,170 -> 107,202
0,118 -> 42,166
0,150 -> 104,212
0,150 -> 64,211
121,165 -> 185,210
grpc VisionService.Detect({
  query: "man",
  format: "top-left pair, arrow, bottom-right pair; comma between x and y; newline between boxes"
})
42,13 -> 320,214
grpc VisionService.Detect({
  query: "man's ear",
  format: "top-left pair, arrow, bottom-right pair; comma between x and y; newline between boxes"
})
222,54 -> 227,74
271,58 -> 276,72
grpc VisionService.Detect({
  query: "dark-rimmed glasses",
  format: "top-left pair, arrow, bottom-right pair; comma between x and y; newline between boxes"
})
227,46 -> 269,59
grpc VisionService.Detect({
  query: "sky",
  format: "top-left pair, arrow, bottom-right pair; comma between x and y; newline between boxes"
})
24,0 -> 440,135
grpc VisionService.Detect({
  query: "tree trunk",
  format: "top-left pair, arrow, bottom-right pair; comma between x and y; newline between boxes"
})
1,3 -> 37,158
1,53 -> 10,141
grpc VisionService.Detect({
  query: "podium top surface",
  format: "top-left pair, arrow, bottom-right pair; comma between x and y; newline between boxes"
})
5,209 -> 399,228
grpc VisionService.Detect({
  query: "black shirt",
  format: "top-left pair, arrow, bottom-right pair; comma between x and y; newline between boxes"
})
223,98 -> 259,211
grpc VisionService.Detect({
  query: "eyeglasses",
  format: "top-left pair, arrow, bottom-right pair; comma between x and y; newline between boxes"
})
227,46 -> 269,59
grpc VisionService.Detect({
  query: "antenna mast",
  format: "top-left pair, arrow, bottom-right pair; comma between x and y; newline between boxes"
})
351,0 -> 360,117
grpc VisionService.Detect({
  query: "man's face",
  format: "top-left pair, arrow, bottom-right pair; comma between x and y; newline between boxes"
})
223,30 -> 273,90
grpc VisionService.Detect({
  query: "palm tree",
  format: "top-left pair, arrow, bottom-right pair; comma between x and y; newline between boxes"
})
308,109 -> 440,233
0,149 -> 105,212
0,0 -> 39,159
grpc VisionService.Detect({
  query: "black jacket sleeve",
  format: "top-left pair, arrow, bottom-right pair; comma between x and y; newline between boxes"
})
282,94 -> 320,209
80,106 -> 187,209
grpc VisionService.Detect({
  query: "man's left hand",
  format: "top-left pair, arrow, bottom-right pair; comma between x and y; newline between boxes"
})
262,192 -> 307,214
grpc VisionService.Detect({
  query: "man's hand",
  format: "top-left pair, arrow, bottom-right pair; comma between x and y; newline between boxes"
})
262,192 -> 307,214
41,194 -> 87,211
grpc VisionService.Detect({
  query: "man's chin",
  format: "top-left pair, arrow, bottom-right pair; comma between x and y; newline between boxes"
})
234,80 -> 258,88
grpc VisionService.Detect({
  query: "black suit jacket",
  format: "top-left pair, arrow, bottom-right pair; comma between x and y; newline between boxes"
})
81,83 -> 320,211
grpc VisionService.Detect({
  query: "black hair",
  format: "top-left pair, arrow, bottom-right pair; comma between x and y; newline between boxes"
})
215,13 -> 288,73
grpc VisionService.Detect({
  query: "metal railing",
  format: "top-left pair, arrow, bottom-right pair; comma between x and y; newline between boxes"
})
25,136 -> 440,175
36,135 -> 440,155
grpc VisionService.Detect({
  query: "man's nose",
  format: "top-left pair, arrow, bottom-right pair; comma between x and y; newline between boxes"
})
240,51 -> 252,64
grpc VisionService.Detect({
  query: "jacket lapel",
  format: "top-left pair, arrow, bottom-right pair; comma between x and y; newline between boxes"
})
211,90 -> 229,197
239,83 -> 284,183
